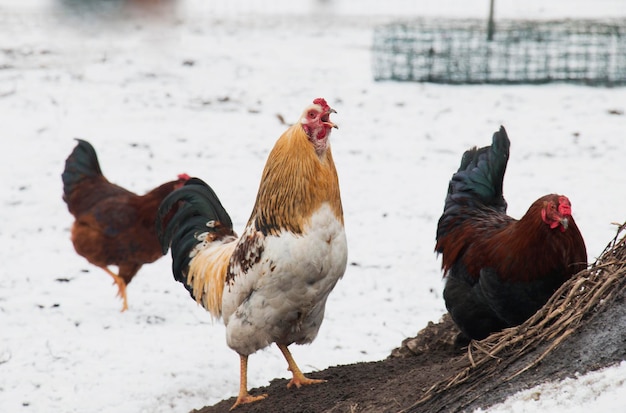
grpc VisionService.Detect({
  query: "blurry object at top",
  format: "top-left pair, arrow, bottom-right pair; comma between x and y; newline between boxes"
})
56,0 -> 178,21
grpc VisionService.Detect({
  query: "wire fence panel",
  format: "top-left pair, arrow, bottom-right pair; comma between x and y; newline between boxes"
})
372,19 -> 626,86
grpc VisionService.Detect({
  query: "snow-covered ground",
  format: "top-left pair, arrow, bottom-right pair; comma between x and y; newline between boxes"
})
0,1 -> 624,412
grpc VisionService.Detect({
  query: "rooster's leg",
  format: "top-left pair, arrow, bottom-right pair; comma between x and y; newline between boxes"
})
101,267 -> 129,312
230,354 -> 267,410
277,343 -> 326,388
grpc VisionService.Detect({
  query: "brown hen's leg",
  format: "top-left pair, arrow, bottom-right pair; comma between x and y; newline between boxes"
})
277,344 -> 326,388
101,267 -> 128,312
230,354 -> 267,410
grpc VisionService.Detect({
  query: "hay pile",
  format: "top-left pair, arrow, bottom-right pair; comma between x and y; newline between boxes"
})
404,222 -> 626,412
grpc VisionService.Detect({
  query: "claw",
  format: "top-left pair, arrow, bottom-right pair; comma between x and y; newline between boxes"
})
230,393 -> 267,410
277,343 -> 327,389
231,354 -> 267,410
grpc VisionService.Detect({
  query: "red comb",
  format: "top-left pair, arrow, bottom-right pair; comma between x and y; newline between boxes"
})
178,173 -> 191,181
313,98 -> 330,111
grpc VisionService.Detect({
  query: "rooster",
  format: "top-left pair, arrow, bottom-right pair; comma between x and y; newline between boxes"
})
62,139 -> 189,311
435,126 -> 587,341
157,98 -> 347,409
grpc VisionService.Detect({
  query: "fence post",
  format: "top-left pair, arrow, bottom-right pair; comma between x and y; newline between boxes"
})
487,0 -> 496,41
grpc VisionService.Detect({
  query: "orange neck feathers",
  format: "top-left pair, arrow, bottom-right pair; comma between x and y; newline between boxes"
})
250,123 -> 343,236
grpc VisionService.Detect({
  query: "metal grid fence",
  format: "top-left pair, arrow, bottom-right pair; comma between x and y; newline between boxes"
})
372,19 -> 626,86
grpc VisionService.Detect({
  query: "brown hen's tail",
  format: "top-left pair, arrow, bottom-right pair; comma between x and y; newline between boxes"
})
61,139 -> 103,203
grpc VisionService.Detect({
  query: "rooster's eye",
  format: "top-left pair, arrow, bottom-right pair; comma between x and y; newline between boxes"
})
308,111 -> 316,119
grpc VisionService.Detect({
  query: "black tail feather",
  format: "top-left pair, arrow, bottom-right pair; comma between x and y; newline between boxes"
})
437,126 -> 510,243
156,178 -> 234,287
61,139 -> 103,201
449,126 -> 510,210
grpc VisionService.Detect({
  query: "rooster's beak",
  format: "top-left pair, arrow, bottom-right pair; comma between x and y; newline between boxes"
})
327,108 -> 338,129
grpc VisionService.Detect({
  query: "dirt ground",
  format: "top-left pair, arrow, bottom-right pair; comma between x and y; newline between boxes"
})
195,277 -> 626,413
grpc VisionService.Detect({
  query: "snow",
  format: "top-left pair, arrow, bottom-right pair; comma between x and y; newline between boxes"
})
480,361 -> 626,413
0,1 -> 624,412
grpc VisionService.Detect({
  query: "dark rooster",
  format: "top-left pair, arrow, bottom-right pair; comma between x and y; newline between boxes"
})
436,126 -> 587,341
62,139 -> 189,311
157,98 -> 347,409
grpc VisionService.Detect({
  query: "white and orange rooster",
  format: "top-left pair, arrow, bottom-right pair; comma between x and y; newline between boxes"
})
157,98 -> 347,409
